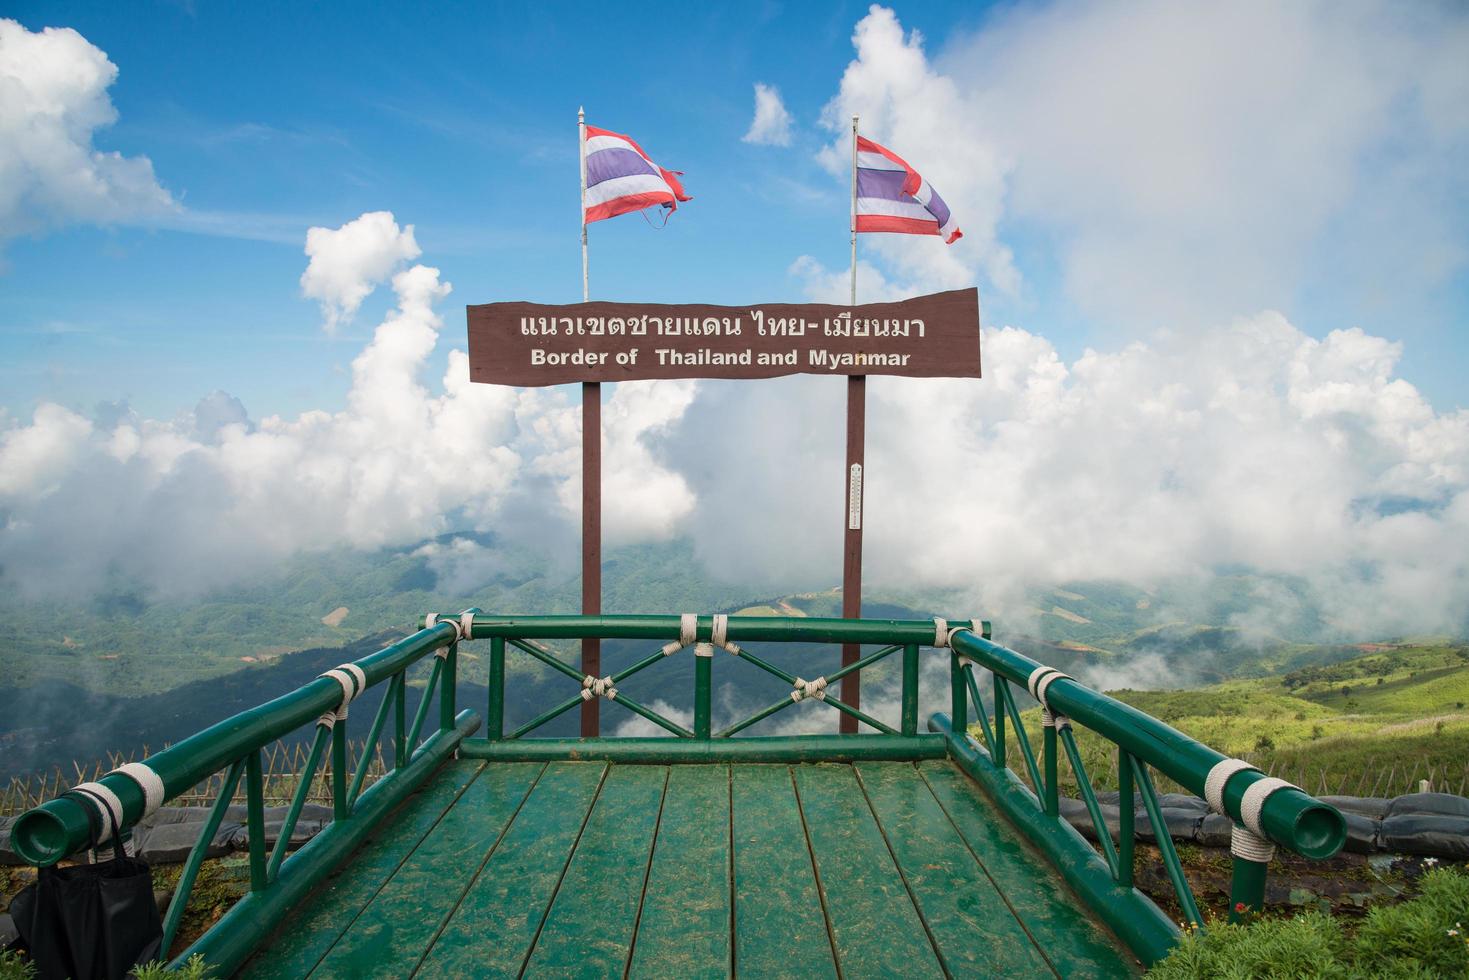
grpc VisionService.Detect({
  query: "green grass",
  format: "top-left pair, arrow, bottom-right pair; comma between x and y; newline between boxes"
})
1148,867 -> 1469,978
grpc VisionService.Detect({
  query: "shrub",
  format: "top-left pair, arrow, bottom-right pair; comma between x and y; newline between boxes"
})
132,955 -> 214,979
1148,867 -> 1469,978
0,949 -> 36,980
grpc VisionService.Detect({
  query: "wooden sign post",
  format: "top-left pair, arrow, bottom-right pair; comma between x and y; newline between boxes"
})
467,287 -> 981,734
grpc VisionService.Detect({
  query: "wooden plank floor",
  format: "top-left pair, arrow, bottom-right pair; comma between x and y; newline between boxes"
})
242,759 -> 1138,978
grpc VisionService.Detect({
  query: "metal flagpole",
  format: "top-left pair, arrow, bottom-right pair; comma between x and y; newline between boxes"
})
841,114 -> 864,732
579,106 -> 601,737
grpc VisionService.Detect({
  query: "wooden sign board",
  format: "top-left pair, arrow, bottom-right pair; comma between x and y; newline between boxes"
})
467,287 -> 980,386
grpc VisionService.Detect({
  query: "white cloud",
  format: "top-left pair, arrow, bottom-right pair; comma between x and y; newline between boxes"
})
0,19 -> 176,243
300,211 -> 421,332
818,6 -> 1015,299
743,82 -> 794,147
818,3 -> 1469,326
0,212 -> 700,599
661,310 -> 1469,638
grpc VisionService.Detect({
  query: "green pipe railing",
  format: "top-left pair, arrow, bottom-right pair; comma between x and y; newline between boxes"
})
941,623 -> 1348,942
10,610 -> 1351,975
9,609 -> 483,975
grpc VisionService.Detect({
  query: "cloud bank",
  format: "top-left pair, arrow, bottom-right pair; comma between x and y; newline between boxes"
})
0,212 -> 696,599
0,19 -> 176,244
742,83 -> 794,147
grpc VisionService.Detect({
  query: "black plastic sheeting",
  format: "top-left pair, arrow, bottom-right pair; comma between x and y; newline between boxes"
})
1057,791 -> 1469,859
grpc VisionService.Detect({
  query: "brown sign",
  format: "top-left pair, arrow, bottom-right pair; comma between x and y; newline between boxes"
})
466,287 -> 980,386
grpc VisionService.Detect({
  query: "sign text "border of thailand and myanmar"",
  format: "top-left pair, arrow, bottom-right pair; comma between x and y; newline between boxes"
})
466,287 -> 980,386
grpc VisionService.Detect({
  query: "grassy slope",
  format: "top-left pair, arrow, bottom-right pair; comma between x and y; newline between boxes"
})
1013,643 -> 1469,797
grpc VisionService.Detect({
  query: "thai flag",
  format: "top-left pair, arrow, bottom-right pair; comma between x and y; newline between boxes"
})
854,135 -> 962,244
583,124 -> 691,224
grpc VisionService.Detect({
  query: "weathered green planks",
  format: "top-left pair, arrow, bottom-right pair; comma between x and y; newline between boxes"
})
793,763 -> 944,979
307,762 -> 544,978
416,761 -> 608,978
855,762 -> 1052,977
730,766 -> 838,979
239,759 -> 483,980
919,760 -> 1139,978
627,765 -> 732,979
522,765 -> 669,979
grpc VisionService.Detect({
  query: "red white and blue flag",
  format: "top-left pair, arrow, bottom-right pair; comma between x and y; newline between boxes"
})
582,124 -> 691,224
854,135 -> 962,245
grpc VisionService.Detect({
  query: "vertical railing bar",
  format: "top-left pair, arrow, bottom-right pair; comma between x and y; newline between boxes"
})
407,657 -> 443,752
345,676 -> 396,808
695,646 -> 712,740
1058,727 -> 1119,878
962,666 -> 995,755
245,749 -> 267,894
1131,756 -> 1203,929
1118,747 -> 1135,887
900,644 -> 919,737
439,640 -> 457,733
393,672 -> 407,769
330,716 -> 348,820
159,759 -> 245,957
487,637 -> 505,740
1043,720 -> 1059,817
1000,682 -> 1045,797
266,724 -> 330,882
950,651 -> 968,736
993,675 -> 1008,770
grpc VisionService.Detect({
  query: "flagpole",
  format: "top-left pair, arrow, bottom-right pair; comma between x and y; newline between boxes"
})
579,105 -> 601,737
850,115 -> 858,304
841,113 -> 864,733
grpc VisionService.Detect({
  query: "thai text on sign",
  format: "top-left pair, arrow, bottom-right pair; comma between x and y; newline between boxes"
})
466,287 -> 980,386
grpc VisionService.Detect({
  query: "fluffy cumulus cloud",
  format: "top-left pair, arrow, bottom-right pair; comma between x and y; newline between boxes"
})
742,82 -> 794,147
799,2 -> 1469,326
0,19 -> 175,243
0,212 -> 698,598
300,211 -> 422,332
665,315 -> 1469,637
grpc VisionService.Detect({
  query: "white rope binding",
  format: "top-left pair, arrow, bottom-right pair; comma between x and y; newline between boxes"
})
317,663 -> 367,729
945,619 -> 985,650
580,675 -> 618,701
424,612 -> 472,657
1230,824 -> 1277,863
1239,776 -> 1295,838
110,762 -> 165,820
1026,666 -> 1072,709
933,617 -> 948,647
70,782 -> 125,844
1202,758 -> 1293,863
709,614 -> 743,655
1040,708 -> 1071,730
791,676 -> 828,702
1204,758 -> 1257,816
662,613 -> 700,656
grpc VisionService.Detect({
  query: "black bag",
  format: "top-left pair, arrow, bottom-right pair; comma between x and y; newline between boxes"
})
10,788 -> 163,980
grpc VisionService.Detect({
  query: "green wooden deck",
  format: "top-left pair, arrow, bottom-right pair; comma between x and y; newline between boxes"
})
240,759 -> 1137,979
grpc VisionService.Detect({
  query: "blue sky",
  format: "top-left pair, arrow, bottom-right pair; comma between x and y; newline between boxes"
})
2,2 -> 1467,635
2,1 -> 995,419
4,0 -> 1464,421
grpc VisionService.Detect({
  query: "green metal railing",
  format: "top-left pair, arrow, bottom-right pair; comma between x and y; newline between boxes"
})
936,623 -> 1348,958
9,611 -> 1348,973
446,613 -> 944,763
9,610 -> 482,975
